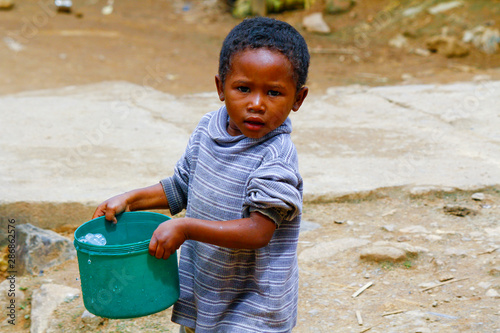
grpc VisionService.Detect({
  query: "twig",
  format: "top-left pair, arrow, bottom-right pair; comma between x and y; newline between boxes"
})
477,247 -> 499,255
382,309 -> 406,317
420,277 -> 469,292
359,320 -> 383,333
352,281 -> 374,298
356,310 -> 363,325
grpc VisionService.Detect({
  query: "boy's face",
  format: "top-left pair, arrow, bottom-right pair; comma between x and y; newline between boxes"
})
215,48 -> 308,139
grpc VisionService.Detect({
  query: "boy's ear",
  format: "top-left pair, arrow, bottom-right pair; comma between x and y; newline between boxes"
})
215,75 -> 225,102
292,86 -> 308,112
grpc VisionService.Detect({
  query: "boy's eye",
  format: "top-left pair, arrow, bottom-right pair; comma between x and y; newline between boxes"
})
237,86 -> 250,93
268,90 -> 280,97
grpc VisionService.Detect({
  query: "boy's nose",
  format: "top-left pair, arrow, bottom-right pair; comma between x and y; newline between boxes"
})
248,92 -> 265,113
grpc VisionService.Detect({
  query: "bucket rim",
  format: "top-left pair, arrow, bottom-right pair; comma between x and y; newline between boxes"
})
74,211 -> 170,253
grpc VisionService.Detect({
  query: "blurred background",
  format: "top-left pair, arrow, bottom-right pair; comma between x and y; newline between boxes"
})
1,0 -> 499,96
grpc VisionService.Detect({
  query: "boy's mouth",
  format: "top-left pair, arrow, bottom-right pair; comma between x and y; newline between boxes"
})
244,119 -> 265,131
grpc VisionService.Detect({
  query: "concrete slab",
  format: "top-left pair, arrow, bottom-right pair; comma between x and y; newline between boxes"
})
1,80 -> 499,203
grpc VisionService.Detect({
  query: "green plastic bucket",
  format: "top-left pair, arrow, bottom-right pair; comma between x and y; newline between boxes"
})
74,212 -> 179,319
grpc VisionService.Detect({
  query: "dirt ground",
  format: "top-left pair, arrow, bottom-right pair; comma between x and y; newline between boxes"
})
1,188 -> 499,332
1,0 -> 499,332
1,0 -> 500,96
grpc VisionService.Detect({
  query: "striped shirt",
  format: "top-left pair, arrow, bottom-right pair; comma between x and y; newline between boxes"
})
160,106 -> 303,332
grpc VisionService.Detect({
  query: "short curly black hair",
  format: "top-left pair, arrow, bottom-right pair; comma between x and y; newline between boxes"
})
218,17 -> 310,92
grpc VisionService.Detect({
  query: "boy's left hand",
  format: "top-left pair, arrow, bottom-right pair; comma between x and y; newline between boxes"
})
149,219 -> 187,259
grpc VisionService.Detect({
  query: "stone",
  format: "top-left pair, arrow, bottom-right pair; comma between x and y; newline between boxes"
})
299,238 -> 370,262
381,225 -> 395,232
360,246 -> 407,262
444,247 -> 468,257
428,1 -> 463,15
484,226 -> 500,237
389,34 -> 409,49
409,186 -> 455,196
463,26 -> 500,54
429,234 -> 445,242
325,0 -> 355,15
478,281 -> 492,289
372,241 -> 428,256
397,235 -> 411,242
0,0 -> 14,10
399,225 -> 429,234
30,284 -> 80,333
403,6 -> 424,17
489,267 -> 500,277
426,36 -> 470,58
471,192 -> 485,201
0,279 -> 26,322
16,223 -> 76,276
485,289 -> 499,298
443,205 -> 478,217
3,37 -> 24,52
300,220 -> 321,233
81,310 -> 106,328
303,13 -> 331,34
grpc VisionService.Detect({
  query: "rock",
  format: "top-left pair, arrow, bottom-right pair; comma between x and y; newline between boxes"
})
397,235 -> 411,242
399,225 -> 429,234
401,73 -> 413,81
428,1 -> 464,15
303,13 -> 331,34
299,238 -> 370,261
16,223 -> 76,276
463,26 -> 500,54
3,37 -> 24,52
300,220 -> 321,232
443,205 -> 478,217
360,246 -> 406,262
325,0 -> 355,15
30,284 -> 80,333
403,6 -> 424,17
424,234 -> 442,242
409,186 -> 455,196
471,192 -> 485,201
484,226 -> 500,237
444,247 -> 468,257
426,36 -> 470,58
381,225 -> 395,232
0,0 -> 14,10
412,48 -> 431,57
478,281 -> 492,289
0,279 -> 26,322
372,241 -> 428,256
489,267 -> 500,277
81,310 -> 106,328
485,289 -> 499,298
389,34 -> 409,49
418,282 -> 436,289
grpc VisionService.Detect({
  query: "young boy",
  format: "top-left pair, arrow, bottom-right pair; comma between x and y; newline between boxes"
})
92,17 -> 309,332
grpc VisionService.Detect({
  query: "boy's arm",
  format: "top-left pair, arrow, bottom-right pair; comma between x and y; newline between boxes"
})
149,211 -> 276,259
92,183 -> 169,223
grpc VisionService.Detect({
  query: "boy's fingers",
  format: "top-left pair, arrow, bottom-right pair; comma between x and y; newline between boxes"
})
149,236 -> 158,257
92,206 -> 105,219
104,207 -> 118,224
155,245 -> 164,259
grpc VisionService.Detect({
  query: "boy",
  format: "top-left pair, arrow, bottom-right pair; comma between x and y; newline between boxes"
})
92,17 -> 309,332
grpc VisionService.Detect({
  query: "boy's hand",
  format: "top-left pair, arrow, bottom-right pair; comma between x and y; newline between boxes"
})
91,184 -> 170,224
92,193 -> 130,224
149,219 -> 187,259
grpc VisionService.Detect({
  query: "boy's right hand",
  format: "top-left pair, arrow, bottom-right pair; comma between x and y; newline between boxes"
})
92,193 -> 131,224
